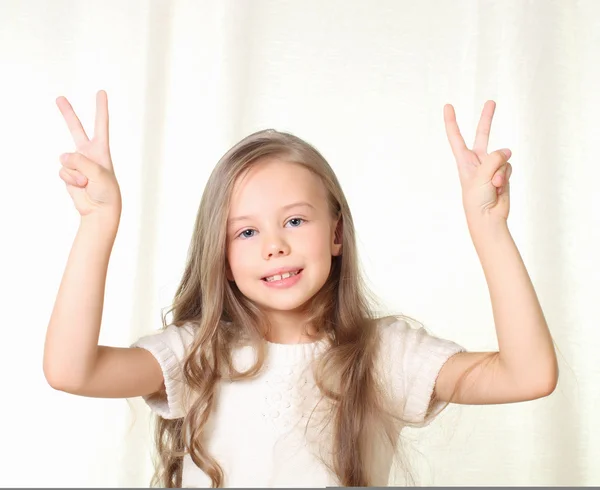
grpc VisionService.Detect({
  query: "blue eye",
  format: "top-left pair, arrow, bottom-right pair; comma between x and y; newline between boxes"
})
238,229 -> 256,239
236,218 -> 305,240
286,218 -> 304,227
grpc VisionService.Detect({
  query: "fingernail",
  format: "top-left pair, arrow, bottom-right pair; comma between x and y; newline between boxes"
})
60,153 -> 69,163
76,175 -> 87,185
501,149 -> 511,158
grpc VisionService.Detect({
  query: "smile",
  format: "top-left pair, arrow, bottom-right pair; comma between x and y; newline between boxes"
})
261,269 -> 304,288
263,269 -> 302,282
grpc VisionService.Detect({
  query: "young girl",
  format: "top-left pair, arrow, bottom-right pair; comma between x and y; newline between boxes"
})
45,90 -> 558,488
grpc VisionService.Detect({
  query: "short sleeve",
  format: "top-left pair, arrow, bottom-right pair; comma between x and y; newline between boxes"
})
376,317 -> 466,428
130,322 -> 197,419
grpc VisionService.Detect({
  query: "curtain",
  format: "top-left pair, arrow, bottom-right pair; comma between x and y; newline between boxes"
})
1,0 -> 597,486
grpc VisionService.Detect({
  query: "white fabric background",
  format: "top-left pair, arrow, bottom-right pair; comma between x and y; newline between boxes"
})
0,0 -> 598,486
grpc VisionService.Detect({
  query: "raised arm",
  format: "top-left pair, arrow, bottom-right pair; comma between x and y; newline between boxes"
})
433,101 -> 558,405
43,91 -> 163,398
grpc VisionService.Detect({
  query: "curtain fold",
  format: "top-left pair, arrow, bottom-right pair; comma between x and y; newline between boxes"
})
1,0 -> 597,486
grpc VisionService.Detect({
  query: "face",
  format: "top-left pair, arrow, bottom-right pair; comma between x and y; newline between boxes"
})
226,158 -> 342,317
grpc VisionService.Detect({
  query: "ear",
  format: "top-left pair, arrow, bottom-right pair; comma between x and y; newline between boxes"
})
331,216 -> 343,256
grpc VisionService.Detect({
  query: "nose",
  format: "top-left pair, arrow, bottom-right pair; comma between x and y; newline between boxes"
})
262,232 -> 291,259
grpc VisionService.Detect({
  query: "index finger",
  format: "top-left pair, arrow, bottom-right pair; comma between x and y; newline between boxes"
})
443,104 -> 468,160
93,90 -> 109,146
55,96 -> 90,148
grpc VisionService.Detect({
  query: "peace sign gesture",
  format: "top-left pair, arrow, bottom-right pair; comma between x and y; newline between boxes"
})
55,90 -> 122,220
443,100 -> 513,223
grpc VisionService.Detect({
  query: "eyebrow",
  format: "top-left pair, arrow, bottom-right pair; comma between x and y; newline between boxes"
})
227,201 -> 316,226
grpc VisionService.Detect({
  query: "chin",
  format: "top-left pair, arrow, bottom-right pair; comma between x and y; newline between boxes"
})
237,285 -> 316,314
254,295 -> 313,313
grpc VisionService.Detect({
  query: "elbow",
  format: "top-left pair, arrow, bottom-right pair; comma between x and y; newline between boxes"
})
531,366 -> 559,400
541,370 -> 559,397
45,374 -> 85,395
531,377 -> 558,400
542,357 -> 560,396
43,365 -> 69,392
43,361 -> 86,394
506,359 -> 559,402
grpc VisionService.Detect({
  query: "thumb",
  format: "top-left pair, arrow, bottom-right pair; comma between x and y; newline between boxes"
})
480,149 -> 511,182
59,152 -> 105,181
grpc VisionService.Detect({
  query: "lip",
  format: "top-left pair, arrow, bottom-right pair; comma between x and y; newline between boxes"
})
260,266 -> 303,280
262,269 -> 304,289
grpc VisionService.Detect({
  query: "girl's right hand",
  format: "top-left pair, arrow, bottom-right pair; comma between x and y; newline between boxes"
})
56,90 -> 122,220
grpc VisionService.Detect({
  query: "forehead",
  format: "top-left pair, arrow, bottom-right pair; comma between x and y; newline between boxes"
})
228,159 -> 327,216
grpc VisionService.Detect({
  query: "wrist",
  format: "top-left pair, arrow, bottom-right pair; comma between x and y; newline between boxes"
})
79,211 -> 120,237
466,213 -> 509,240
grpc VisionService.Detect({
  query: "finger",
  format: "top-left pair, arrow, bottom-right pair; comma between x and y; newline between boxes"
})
59,167 -> 75,186
480,149 -> 511,182
94,90 -> 109,146
65,181 -> 83,201
492,162 -> 512,187
472,100 -> 496,157
56,96 -> 90,148
59,152 -> 103,181
498,180 -> 510,196
59,167 -> 87,186
59,166 -> 88,186
443,104 -> 469,160
59,167 -> 84,187
493,172 -> 503,187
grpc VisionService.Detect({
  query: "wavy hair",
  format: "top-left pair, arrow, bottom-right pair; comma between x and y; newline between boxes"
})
149,129 -> 480,487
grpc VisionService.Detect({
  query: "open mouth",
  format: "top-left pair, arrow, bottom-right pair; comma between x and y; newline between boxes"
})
261,269 -> 303,282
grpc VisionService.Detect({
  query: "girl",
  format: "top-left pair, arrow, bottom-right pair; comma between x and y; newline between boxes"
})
44,90 -> 558,487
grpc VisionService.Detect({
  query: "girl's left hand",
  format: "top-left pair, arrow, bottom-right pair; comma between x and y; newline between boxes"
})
443,100 -> 513,223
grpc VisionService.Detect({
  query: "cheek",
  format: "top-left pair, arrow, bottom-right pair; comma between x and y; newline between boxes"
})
299,226 -> 335,261
311,224 -> 335,247
227,242 -> 255,277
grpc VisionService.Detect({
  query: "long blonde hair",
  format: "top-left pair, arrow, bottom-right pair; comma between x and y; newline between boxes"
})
150,129 -> 476,487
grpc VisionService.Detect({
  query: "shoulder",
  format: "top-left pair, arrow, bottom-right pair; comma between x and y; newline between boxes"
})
374,315 -> 466,375
129,322 -> 200,419
372,315 -> 465,386
373,315 -> 427,355
131,321 -> 199,361
372,315 -> 466,425
375,315 -> 411,339
374,315 -> 463,358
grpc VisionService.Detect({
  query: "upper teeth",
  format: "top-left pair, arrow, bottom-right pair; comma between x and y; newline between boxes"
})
264,270 -> 300,282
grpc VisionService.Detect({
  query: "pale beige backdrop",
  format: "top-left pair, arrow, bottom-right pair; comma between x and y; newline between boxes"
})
0,0 -> 597,486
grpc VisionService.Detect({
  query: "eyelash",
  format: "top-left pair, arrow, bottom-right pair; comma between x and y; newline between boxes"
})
237,217 -> 306,240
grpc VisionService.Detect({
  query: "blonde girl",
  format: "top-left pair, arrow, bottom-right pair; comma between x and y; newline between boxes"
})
44,90 -> 558,487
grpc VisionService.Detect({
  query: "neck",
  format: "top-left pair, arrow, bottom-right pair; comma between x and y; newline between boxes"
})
262,309 -> 323,344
